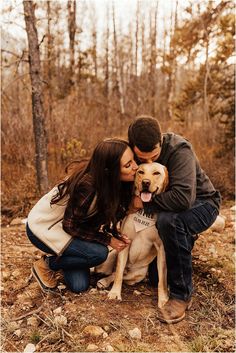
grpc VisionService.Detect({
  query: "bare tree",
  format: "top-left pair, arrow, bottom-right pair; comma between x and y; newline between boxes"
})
149,1 -> 159,116
23,0 -> 48,193
67,0 -> 76,86
112,2 -> 125,116
166,0 -> 178,120
104,3 -> 110,123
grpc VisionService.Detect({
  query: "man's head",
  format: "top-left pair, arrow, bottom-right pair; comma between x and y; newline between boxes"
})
128,115 -> 162,163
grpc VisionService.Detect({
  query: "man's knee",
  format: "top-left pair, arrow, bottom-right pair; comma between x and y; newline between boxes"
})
157,211 -> 177,238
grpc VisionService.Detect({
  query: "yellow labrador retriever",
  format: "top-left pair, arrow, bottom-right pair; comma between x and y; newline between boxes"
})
96,162 -> 169,308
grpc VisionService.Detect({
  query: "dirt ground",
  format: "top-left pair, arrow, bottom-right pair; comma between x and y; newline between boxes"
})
1,203 -> 235,353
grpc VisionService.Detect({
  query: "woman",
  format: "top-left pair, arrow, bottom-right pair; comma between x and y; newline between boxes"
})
26,138 -> 138,293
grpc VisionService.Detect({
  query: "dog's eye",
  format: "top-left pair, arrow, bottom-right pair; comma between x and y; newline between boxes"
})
153,171 -> 160,176
137,170 -> 144,174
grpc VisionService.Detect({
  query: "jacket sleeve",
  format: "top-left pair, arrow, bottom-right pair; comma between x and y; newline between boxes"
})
151,146 -> 197,212
63,217 -> 111,245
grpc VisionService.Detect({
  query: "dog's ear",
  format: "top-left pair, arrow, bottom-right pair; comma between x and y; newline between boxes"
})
161,166 -> 169,192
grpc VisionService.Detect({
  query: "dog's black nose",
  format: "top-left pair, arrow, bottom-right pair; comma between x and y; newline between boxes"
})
142,179 -> 151,190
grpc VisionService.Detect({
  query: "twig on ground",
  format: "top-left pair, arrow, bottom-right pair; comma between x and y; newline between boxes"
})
9,305 -> 43,322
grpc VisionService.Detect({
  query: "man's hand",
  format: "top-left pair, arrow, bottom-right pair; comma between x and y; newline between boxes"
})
127,195 -> 143,214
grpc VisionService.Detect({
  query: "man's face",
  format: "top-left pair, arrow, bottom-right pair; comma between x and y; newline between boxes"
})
133,143 -> 162,164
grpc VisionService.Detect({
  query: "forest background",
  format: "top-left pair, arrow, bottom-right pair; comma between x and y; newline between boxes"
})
1,0 -> 235,221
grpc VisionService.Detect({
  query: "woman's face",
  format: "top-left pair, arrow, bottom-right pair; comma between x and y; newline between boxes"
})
120,146 -> 138,182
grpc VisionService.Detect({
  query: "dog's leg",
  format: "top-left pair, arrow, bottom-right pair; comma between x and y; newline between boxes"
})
95,248 -> 117,276
154,242 -> 169,308
107,245 -> 130,300
97,273 -> 115,289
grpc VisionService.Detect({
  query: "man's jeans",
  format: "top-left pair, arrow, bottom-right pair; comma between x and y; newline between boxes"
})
148,201 -> 219,301
26,224 -> 108,293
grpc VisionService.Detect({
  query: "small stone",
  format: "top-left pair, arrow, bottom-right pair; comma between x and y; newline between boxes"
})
199,255 -> 207,262
54,315 -> 67,327
23,343 -> 36,353
10,217 -> 23,226
57,284 -> 66,290
7,321 -> 19,333
89,288 -> 98,294
210,215 -> 226,232
14,329 -> 22,337
128,327 -> 141,339
53,307 -> 62,315
104,345 -> 114,351
103,325 -> 110,332
12,269 -> 21,278
86,344 -> 99,351
2,271 -> 10,280
83,325 -> 105,337
46,331 -> 61,344
133,290 -> 141,295
103,332 -> 108,338
27,317 -> 39,327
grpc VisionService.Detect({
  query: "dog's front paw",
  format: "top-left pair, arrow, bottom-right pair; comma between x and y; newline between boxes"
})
108,289 -> 122,300
97,278 -> 110,289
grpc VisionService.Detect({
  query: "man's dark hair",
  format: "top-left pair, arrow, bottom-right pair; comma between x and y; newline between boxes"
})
128,115 -> 162,152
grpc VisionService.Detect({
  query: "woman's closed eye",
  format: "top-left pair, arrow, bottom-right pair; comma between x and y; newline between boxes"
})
124,161 -> 132,168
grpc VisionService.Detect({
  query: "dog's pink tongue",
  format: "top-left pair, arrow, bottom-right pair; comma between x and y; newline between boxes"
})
141,192 -> 152,202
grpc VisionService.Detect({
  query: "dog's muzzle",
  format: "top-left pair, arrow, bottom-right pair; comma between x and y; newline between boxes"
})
140,179 -> 155,202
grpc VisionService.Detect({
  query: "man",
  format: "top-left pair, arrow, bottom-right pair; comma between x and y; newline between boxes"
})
128,116 -> 221,324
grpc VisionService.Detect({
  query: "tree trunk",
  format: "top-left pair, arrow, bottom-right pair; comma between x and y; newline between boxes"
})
134,0 -> 140,114
67,0 -> 76,86
23,0 -> 48,194
167,0 -> 178,120
112,3 -> 125,116
104,3 -> 110,124
204,34 -> 210,124
149,1 -> 158,117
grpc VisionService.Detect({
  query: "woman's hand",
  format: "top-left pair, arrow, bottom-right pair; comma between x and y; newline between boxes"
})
127,195 -> 143,214
110,237 -> 130,252
119,234 -> 131,245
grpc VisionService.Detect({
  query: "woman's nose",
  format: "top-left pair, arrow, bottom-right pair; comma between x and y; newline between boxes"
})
133,161 -> 138,170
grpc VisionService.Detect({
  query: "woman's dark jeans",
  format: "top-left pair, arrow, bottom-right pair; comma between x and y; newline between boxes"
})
26,224 -> 108,293
148,200 -> 219,301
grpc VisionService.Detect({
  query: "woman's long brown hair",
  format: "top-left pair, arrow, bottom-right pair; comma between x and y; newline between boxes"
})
51,138 -> 133,227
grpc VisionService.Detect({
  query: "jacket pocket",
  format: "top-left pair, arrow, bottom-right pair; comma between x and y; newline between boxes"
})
48,218 -> 63,230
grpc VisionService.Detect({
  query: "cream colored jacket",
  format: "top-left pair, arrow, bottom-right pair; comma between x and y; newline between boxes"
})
27,187 -> 72,255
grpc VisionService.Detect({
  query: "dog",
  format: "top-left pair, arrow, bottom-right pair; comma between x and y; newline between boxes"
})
96,162 -> 169,308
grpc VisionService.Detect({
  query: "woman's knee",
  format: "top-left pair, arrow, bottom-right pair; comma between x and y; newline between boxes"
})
89,243 -> 109,266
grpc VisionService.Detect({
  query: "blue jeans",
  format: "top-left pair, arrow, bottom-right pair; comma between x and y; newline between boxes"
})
26,224 -> 108,293
148,201 -> 219,301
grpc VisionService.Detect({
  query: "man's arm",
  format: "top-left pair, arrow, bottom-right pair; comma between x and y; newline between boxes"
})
152,146 -> 197,212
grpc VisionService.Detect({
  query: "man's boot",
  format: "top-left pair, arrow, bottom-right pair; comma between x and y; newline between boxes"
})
157,297 -> 192,324
32,256 -> 57,291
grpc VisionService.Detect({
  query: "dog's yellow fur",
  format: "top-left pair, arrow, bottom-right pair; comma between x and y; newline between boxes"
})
96,163 -> 169,308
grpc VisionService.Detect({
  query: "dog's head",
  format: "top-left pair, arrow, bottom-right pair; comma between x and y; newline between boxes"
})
134,163 -> 169,202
